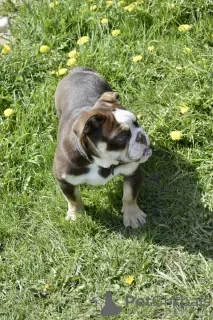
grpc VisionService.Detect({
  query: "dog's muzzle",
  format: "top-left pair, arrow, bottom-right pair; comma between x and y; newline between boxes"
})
143,147 -> 152,157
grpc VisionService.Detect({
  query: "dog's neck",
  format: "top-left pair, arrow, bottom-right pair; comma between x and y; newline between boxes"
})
92,156 -> 119,168
74,133 -> 118,174
74,132 -> 91,163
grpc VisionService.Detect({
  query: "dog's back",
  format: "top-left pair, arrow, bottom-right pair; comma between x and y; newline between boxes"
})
55,67 -> 112,117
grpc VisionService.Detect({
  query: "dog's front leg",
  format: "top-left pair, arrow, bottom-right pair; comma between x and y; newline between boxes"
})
122,166 -> 147,228
58,180 -> 84,220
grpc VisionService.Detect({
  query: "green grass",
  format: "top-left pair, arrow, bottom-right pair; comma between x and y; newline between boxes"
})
0,0 -> 213,319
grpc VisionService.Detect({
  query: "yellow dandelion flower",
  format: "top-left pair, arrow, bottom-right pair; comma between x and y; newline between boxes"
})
133,55 -> 142,62
180,106 -> 189,114
124,1 -> 141,11
39,45 -> 50,53
148,45 -> 154,51
77,36 -> 89,45
179,103 -> 189,114
4,108 -> 15,117
111,29 -> 121,36
124,275 -> 135,285
118,0 -> 125,6
170,131 -> 182,140
90,5 -> 97,10
137,113 -> 143,120
124,3 -> 137,12
67,58 -> 77,67
178,24 -> 191,32
2,44 -> 12,55
184,47 -> 191,54
57,68 -> 68,76
106,1 -> 113,7
49,2 -> 55,8
43,284 -> 50,292
101,18 -> 109,24
170,3 -> 175,9
68,49 -> 80,59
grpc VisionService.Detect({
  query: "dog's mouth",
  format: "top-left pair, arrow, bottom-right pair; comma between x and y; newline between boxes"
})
117,148 -> 152,164
143,147 -> 152,157
116,146 -> 152,164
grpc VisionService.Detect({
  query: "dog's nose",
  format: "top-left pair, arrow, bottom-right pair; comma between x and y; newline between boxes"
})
143,147 -> 152,157
136,131 -> 147,144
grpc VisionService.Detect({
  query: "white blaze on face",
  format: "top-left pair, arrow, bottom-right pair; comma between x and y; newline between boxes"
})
112,108 -> 151,162
113,109 -> 136,125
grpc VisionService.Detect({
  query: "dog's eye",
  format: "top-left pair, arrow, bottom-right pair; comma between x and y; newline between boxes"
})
116,131 -> 129,141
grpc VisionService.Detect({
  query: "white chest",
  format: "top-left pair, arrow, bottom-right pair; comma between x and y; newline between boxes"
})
62,165 -> 111,186
62,162 -> 139,186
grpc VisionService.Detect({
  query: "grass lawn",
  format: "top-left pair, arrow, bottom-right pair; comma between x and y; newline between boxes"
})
0,0 -> 213,319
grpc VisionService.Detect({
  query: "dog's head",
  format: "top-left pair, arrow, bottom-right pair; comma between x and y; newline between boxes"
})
73,92 -> 152,167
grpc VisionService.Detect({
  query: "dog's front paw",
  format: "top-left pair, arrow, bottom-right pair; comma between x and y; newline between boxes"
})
66,203 -> 85,221
122,204 -> 147,228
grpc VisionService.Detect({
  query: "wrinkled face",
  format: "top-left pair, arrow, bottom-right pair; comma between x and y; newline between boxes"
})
73,92 -> 152,167
111,109 -> 152,163
79,109 -> 152,166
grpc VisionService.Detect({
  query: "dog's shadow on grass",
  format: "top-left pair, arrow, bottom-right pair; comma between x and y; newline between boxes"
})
86,145 -> 213,259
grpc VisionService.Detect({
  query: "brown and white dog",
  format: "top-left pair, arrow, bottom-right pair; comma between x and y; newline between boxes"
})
53,67 -> 152,228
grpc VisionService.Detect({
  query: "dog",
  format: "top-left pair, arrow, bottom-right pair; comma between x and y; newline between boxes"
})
53,67 -> 152,228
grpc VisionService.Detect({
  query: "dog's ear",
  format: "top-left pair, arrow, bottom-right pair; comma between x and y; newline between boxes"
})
72,111 -> 105,137
99,91 -> 120,103
83,113 -> 104,135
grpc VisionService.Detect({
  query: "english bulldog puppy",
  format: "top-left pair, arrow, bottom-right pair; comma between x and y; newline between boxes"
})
53,67 -> 152,228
